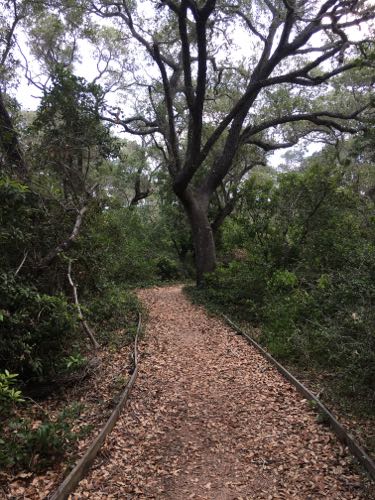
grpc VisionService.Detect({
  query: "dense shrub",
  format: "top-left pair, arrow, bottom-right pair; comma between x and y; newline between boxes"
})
76,206 -> 183,289
192,157 -> 375,411
0,273 -> 78,380
156,256 -> 182,281
86,285 -> 141,346
0,403 -> 87,471
191,259 -> 269,322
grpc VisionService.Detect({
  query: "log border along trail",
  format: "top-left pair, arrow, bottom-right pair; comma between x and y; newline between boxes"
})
71,285 -> 373,499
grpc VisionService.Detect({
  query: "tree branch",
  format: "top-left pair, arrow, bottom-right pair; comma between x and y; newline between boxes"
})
101,112 -> 159,135
211,194 -> 237,234
89,1 -> 178,70
153,43 -> 180,175
14,251 -> 28,277
241,106 -> 368,143
234,10 -> 266,43
178,1 -> 194,111
0,1 -> 23,68
68,260 -> 100,349
39,202 -> 90,269
130,168 -> 151,206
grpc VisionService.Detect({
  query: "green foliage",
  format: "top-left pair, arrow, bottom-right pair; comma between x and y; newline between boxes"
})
190,259 -> 269,322
194,153 -> 375,412
0,272 -> 78,379
0,371 -> 24,414
30,66 -> 119,203
0,178 -> 33,266
76,203 -> 185,289
0,403 -> 85,470
269,270 -> 298,290
33,66 -> 114,157
86,285 -> 140,347
156,256 -> 181,281
63,354 -> 87,371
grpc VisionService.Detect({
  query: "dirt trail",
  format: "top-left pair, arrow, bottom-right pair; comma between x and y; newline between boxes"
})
73,285 -> 367,499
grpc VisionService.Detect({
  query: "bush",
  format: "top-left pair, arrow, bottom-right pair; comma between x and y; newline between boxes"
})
156,256 -> 181,281
0,371 -> 24,415
0,273 -> 79,380
86,285 -> 140,346
76,208 -> 163,289
0,403 -> 85,470
189,259 -> 269,323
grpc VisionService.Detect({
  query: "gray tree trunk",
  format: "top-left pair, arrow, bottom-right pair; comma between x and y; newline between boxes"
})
178,188 -> 216,286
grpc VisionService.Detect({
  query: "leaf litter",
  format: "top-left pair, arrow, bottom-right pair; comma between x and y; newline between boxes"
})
1,334 -> 134,499
69,285 -> 373,499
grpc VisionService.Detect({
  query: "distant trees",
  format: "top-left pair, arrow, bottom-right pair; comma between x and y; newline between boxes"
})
89,0 -> 374,283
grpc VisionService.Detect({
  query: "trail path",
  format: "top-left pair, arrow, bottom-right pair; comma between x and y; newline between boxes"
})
73,285 -> 367,499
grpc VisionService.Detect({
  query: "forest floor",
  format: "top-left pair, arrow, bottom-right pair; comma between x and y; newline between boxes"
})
69,284 -> 372,499
2,330 -> 135,499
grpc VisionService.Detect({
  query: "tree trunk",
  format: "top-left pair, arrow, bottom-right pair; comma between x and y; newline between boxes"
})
178,189 -> 216,286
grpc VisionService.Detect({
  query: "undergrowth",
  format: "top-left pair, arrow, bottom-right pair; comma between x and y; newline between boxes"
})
0,286 -> 141,474
0,402 -> 91,471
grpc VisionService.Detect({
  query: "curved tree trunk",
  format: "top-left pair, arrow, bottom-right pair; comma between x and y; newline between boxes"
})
178,189 -> 216,286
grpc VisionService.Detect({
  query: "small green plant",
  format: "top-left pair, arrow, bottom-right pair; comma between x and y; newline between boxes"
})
0,402 -> 86,470
111,374 -> 128,391
63,353 -> 87,371
269,270 -> 298,290
0,370 -> 24,413
308,399 -> 318,410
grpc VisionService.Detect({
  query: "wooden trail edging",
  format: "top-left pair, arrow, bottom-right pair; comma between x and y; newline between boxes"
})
223,314 -> 375,482
49,314 -> 142,500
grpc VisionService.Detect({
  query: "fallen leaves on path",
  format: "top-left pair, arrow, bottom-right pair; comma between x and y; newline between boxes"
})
71,285 -> 371,499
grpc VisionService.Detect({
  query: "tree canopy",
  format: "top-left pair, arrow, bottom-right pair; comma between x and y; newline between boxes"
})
83,0 -> 374,281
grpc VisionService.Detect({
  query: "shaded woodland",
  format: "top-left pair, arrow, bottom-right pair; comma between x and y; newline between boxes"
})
0,0 -> 374,481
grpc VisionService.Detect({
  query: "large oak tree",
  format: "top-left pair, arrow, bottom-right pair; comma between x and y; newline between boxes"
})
5,0 -> 374,283
89,0 -> 374,283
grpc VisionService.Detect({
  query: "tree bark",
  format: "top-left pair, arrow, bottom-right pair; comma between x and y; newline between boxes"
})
130,170 -> 150,206
179,189 -> 216,286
